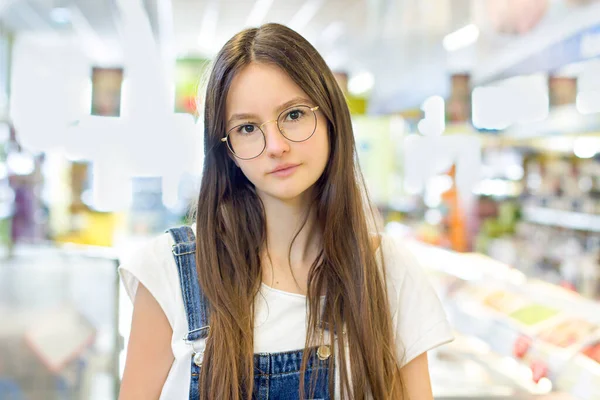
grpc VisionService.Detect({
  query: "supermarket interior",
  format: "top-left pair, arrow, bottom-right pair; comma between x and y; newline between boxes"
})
1,0 -> 600,399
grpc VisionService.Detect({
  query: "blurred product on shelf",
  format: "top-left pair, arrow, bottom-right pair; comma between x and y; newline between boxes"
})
402,236 -> 600,400
515,152 -> 600,298
509,304 -> 559,327
1,121 -> 48,257
583,341 -> 600,363
0,122 -> 14,258
466,146 -> 600,300
537,318 -> 598,348
482,289 -> 530,313
441,165 -> 469,252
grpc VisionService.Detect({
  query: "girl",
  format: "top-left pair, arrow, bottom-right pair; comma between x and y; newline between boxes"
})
118,23 -> 453,400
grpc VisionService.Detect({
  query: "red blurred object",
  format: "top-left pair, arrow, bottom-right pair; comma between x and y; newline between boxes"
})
582,342 -> 600,363
513,335 -> 532,359
185,95 -> 198,113
530,360 -> 548,383
559,281 -> 577,292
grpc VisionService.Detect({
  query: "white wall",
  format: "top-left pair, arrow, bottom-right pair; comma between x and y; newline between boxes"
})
9,32 -> 203,211
10,33 -> 92,153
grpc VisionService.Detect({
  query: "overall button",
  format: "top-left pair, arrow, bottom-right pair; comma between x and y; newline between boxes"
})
317,345 -> 331,360
193,351 -> 205,367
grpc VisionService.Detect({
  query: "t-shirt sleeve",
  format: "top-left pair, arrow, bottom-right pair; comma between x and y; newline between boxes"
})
118,233 -> 180,329
385,236 -> 454,366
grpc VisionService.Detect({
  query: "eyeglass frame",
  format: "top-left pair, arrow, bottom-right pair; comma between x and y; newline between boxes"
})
221,105 -> 320,160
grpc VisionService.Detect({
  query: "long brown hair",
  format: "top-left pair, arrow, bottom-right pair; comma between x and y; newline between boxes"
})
193,23 -> 404,399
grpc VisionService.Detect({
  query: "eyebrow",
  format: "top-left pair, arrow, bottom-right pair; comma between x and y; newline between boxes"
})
227,96 -> 314,126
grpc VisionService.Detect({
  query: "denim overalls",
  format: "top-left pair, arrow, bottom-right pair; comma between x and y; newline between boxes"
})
168,226 -> 334,399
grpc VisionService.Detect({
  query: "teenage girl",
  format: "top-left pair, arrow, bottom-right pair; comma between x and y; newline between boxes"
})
118,23 -> 453,400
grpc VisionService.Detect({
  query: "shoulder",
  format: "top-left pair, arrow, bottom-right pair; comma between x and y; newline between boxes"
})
119,225 -> 197,270
378,233 -> 454,364
119,231 -> 175,269
378,233 -> 427,289
118,227 -> 191,328
378,233 -> 443,306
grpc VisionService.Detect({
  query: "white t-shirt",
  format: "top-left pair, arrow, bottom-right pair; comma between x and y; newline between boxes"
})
118,228 -> 454,399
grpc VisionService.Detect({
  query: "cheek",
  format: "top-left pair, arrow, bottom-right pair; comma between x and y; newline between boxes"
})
237,162 -> 260,183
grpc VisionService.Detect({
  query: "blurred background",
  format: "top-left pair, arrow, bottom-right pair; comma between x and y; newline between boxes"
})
1,0 -> 600,399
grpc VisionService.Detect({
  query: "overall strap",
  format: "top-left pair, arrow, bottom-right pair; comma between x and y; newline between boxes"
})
167,226 -> 211,342
168,226 -> 211,399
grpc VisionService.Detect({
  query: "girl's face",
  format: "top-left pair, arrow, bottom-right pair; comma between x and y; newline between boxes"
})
225,63 -> 330,203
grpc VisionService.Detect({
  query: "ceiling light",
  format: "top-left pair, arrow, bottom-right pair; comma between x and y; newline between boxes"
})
50,7 -> 71,24
574,137 -> 600,159
443,24 -> 479,52
348,71 -> 374,95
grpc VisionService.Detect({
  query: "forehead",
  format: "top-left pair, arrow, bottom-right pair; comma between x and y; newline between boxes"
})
225,63 -> 310,117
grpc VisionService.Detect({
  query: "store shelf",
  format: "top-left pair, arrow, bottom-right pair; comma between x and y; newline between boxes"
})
405,238 -> 600,400
522,207 -> 600,233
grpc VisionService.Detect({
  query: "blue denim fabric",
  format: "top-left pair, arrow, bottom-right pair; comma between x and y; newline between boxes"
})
168,226 -> 333,400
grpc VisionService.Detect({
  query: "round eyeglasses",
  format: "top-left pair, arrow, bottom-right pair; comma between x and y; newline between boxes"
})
221,105 -> 320,160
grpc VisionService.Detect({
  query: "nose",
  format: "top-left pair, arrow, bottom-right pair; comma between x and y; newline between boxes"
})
262,120 -> 289,158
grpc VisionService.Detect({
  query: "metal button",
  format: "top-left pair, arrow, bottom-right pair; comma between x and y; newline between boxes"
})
317,345 -> 331,360
193,351 -> 205,367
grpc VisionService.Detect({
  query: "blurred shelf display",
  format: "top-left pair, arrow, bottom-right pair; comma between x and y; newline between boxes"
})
522,207 -> 600,233
522,155 -> 600,216
472,149 -> 600,300
405,238 -> 600,400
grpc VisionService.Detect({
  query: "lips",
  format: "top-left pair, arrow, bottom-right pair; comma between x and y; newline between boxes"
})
269,163 -> 300,174
268,163 -> 301,178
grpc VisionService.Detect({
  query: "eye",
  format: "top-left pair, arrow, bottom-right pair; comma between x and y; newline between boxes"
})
236,124 -> 257,135
285,109 -> 305,122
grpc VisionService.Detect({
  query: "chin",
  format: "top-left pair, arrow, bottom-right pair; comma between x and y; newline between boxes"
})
268,188 -> 307,202
260,183 -> 314,203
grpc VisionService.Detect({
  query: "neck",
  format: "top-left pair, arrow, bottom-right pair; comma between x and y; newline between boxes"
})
259,191 -> 321,269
